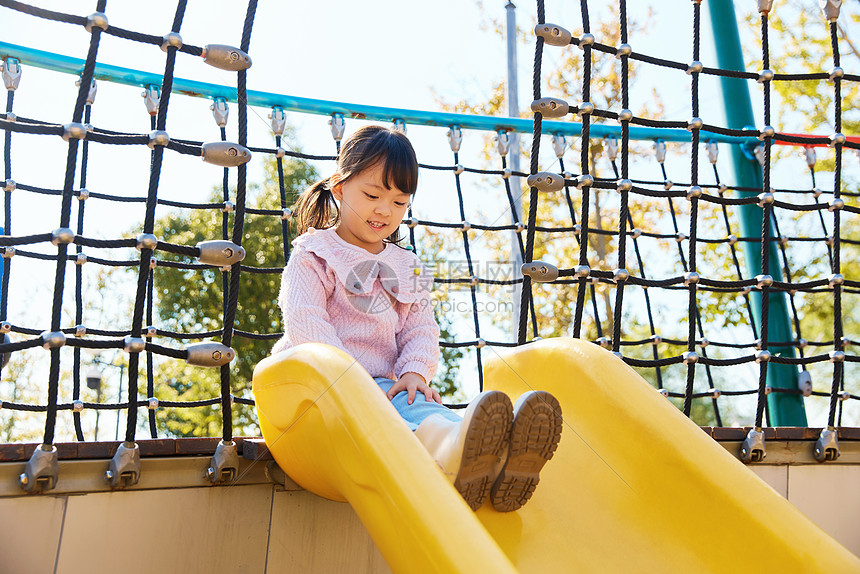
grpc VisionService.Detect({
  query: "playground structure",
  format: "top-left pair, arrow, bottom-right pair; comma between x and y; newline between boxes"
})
0,0 -> 859,572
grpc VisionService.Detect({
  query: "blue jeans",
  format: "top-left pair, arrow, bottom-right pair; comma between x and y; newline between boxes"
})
374,377 -> 462,431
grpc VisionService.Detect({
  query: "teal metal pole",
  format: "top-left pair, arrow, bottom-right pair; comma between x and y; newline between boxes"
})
707,0 -> 806,425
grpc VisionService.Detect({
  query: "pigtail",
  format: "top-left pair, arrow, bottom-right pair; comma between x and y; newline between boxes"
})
295,176 -> 339,235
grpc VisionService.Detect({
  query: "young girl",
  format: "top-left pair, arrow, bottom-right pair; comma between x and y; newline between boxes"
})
272,124 -> 562,512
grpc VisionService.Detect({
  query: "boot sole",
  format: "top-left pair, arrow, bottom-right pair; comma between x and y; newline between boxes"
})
453,391 -> 513,511
490,391 -> 563,512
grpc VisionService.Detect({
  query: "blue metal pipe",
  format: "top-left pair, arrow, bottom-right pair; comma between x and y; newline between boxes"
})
0,40 -> 760,146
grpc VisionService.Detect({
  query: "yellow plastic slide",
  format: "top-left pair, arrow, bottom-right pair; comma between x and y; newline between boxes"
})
253,338 -> 860,573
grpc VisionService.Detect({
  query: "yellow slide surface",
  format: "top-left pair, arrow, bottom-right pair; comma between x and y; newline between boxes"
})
253,338 -> 860,573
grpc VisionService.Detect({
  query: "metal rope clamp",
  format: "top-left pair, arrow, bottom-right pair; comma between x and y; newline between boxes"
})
201,142 -> 252,167
740,428 -> 766,463
447,126 -> 462,153
202,45 -> 252,71
527,172 -> 565,192
521,261 -> 559,283
2,57 -> 22,91
19,444 -> 59,493
196,240 -> 245,266
814,427 -> 840,462
534,23 -> 572,46
76,77 -> 97,105
530,97 -> 569,118
207,440 -> 239,483
329,113 -> 345,141
269,106 -> 286,136
496,130 -> 510,157
210,97 -> 229,128
186,342 -> 235,367
105,441 -> 141,488
142,85 -> 160,116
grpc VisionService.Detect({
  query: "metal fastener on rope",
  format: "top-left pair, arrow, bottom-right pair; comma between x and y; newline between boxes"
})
148,397 -> 159,410
576,102 -> 595,117
686,61 -> 703,75
521,261 -> 559,282
578,33 -> 595,48
75,253 -> 86,265
687,117 -> 703,131
755,145 -> 767,166
52,228 -> 75,246
684,272 -> 700,286
573,224 -> 582,236
407,217 -> 419,228
682,351 -> 698,365
651,335 -> 662,345
476,338 -> 486,349
797,370 -> 813,396
275,147 -> 286,159
207,440 -> 240,483
778,234 -> 789,246
197,240 -> 245,266
496,131 -> 510,157
758,125 -> 776,141
829,66 -> 844,81
147,130 -> 170,149
392,119 -> 407,134
757,191 -> 775,207
19,444 -> 59,493
0,322 -> 11,334
825,235 -> 834,246
755,350 -> 771,363
664,180 -> 674,190
830,133 -> 846,147
710,388 -> 721,399
804,146 -> 817,168
124,336 -> 145,353
757,0 -> 775,13
329,113 -> 345,141
469,276 -> 479,287
718,183 -> 729,194
460,221 -> 471,232
502,168 -> 512,180
4,179 -> 15,192
78,188 -> 89,201
76,77 -> 97,105
828,198 -> 844,211
62,123 -> 87,141
616,179 -> 633,192
201,142 -> 252,167
613,269 -> 629,283
150,258 -> 158,269
202,45 -> 252,71
75,324 -> 86,337
676,233 -> 687,243
577,174 -> 594,189
573,265 -> 590,279
530,98 -> 569,118
2,57 -> 21,91
829,350 -> 845,362
72,400 -> 84,413
659,389 -> 670,398
222,201 -> 235,213
534,23 -> 572,46
280,208 -> 293,221
268,106 -> 285,136
453,164 -> 465,176
706,141 -> 719,164
596,337 -> 611,349
447,126 -> 463,152
145,325 -> 157,338
814,427 -> 840,462
605,136 -> 619,160
85,12 -> 109,32
5,113 -> 15,122
687,185 -> 702,199
757,69 -> 774,83
161,32 -> 183,52
136,233 -> 158,251
186,342 -> 235,367
105,441 -> 141,488
829,273 -> 844,287
515,222 -> 525,233
41,331 -> 65,350
618,109 -> 633,123
632,228 -> 642,239
698,337 -> 710,348
819,0 -> 842,22
552,133 -> 566,158
142,85 -> 160,116
210,97 -> 229,128
527,172 -> 564,192
740,429 -> 766,463
615,43 -> 632,58
756,274 -> 774,288
839,390 -> 851,401
653,140 -> 667,164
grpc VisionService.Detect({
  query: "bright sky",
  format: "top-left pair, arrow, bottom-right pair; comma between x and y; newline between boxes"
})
1,1 -> 858,438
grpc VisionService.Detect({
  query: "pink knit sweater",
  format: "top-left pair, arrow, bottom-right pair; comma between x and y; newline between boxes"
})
272,227 -> 440,383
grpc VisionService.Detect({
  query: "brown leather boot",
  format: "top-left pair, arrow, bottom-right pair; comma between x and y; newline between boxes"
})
415,391 -> 513,510
490,391 -> 563,512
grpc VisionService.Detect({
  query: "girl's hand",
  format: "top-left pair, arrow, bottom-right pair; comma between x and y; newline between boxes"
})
386,372 -> 442,405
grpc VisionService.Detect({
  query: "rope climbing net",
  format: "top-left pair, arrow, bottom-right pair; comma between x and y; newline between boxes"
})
0,0 -> 857,490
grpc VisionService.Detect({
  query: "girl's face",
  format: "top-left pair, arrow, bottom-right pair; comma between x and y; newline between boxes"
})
331,161 -> 412,254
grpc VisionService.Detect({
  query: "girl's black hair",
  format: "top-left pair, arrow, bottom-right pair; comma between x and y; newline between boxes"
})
295,125 -> 418,244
